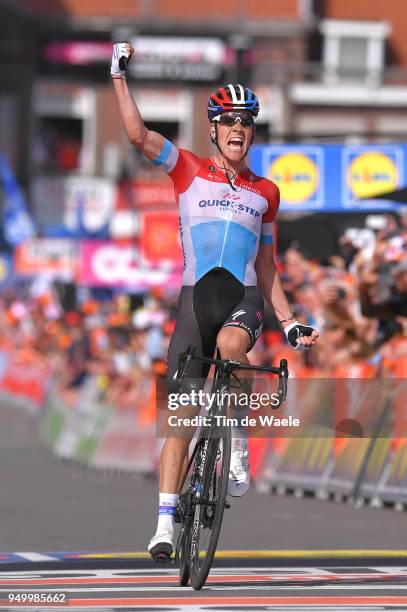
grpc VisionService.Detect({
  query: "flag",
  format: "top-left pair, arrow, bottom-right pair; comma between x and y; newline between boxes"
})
0,154 -> 35,247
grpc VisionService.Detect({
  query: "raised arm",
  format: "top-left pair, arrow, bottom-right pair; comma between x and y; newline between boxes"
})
111,43 -> 166,161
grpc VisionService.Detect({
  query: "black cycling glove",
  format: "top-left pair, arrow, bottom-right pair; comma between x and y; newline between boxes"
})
283,321 -> 316,351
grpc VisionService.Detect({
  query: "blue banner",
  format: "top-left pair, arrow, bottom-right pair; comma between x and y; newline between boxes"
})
249,144 -> 407,212
0,154 -> 35,246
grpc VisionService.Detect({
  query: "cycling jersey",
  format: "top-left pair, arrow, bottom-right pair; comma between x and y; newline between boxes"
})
152,139 -> 280,286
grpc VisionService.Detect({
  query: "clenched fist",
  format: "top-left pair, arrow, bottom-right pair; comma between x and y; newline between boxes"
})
111,42 -> 134,78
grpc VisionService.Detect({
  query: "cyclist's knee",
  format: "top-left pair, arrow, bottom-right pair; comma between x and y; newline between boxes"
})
217,327 -> 248,360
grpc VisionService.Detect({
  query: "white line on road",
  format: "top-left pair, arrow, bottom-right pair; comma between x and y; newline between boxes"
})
14,552 -> 57,562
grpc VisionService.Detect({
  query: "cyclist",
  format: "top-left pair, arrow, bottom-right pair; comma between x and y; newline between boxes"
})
111,43 -> 319,562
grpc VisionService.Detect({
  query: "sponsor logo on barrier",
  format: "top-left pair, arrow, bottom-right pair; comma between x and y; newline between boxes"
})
79,241 -> 182,290
348,151 -> 399,200
268,152 -> 320,205
14,239 -> 78,280
343,146 -> 404,208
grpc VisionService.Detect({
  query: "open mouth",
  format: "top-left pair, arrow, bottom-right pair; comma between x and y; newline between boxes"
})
228,137 -> 244,151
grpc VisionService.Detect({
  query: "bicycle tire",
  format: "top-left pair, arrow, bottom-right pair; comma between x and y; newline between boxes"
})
178,525 -> 190,586
176,444 -> 199,586
188,423 -> 231,590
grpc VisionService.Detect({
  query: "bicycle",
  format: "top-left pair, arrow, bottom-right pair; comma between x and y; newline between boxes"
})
172,345 -> 288,590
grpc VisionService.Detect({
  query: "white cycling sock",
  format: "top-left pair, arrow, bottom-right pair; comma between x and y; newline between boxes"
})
231,406 -> 249,443
157,492 -> 179,533
230,377 -> 251,442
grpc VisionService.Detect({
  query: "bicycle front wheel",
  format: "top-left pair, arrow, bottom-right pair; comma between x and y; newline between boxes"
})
188,425 -> 231,590
178,524 -> 191,586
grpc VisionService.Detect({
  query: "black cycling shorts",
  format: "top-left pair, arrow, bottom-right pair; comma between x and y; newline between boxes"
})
166,267 -> 264,394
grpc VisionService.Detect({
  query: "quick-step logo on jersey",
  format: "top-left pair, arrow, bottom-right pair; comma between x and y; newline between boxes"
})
198,200 -> 260,217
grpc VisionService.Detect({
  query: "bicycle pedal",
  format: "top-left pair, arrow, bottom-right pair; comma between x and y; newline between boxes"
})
225,501 -> 231,509
149,542 -> 173,564
152,552 -> 172,564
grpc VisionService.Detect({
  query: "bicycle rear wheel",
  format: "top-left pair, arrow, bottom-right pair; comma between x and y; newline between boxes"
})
188,425 -> 231,590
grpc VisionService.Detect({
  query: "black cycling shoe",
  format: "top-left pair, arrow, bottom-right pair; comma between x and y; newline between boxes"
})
149,542 -> 173,563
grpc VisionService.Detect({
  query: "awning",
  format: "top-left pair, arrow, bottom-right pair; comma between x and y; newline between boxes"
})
361,186 -> 407,205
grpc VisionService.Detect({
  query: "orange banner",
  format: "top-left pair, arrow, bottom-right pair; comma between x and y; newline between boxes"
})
14,239 -> 78,280
140,212 -> 183,266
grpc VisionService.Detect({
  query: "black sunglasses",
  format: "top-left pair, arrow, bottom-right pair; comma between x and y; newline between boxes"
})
214,112 -> 255,128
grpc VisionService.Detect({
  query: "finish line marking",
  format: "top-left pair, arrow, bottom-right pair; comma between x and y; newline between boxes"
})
1,571 -> 406,585
1,550 -> 407,564
63,550 -> 407,560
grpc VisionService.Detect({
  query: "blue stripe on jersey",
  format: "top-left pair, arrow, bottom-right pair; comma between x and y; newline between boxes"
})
152,139 -> 172,167
191,220 -> 257,283
260,234 -> 274,244
159,505 -> 177,515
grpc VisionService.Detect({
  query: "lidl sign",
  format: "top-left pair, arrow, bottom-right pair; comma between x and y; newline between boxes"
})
250,144 -> 405,212
268,150 -> 321,205
263,147 -> 323,209
343,147 -> 402,208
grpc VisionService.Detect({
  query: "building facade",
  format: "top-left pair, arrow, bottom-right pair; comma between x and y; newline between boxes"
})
1,0 -> 407,236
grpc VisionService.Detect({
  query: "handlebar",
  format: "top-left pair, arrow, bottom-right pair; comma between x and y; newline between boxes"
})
176,345 -> 289,407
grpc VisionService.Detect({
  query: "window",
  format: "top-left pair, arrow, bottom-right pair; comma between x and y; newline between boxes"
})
338,37 -> 368,80
34,117 -> 83,173
33,83 -> 96,175
320,20 -> 390,86
144,121 -> 179,144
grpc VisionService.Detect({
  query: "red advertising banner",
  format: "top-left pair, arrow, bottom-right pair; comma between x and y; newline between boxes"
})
0,352 -> 52,410
117,179 -> 176,210
78,240 -> 182,291
14,239 -> 78,280
140,212 -> 183,266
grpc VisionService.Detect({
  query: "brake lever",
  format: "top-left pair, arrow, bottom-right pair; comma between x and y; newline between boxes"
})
277,358 -> 288,405
176,345 -> 195,382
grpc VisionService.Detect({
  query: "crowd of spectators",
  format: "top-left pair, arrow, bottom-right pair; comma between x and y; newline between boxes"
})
266,213 -> 407,379
0,213 -> 406,413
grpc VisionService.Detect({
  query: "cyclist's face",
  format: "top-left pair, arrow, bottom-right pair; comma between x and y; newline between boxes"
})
210,112 -> 255,161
